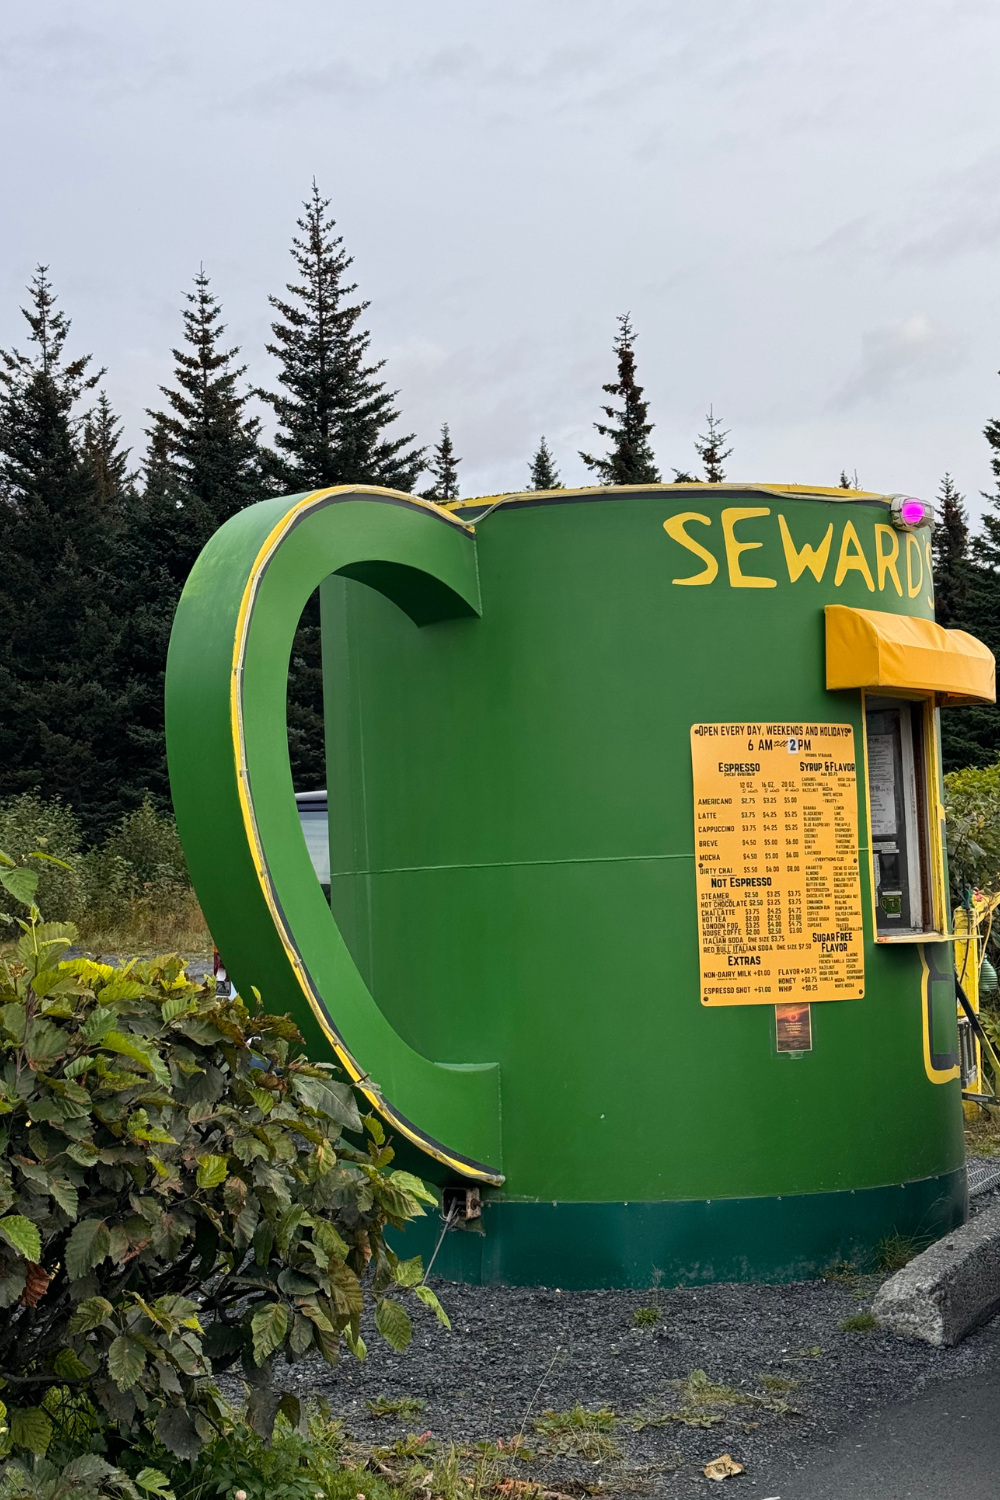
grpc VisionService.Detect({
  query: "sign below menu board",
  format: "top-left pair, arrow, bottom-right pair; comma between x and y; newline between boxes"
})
691,722 -> 865,1007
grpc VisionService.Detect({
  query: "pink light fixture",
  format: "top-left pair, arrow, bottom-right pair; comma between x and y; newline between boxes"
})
890,495 -> 933,531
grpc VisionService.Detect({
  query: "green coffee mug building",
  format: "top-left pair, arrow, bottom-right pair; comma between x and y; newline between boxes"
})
165,482 -> 995,1287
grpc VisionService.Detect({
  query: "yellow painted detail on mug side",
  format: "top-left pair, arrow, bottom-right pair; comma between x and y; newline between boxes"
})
228,486 -> 500,1183
918,945 -> 961,1085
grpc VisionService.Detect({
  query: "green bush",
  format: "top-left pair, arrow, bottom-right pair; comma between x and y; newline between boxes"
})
149,1401 -> 393,1500
78,801 -> 190,934
0,853 -> 447,1479
0,797 -> 204,949
0,797 -> 85,924
944,762 -> 1000,900
100,803 -> 189,893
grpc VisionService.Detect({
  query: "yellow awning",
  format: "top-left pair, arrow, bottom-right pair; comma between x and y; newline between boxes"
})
825,605 -> 996,705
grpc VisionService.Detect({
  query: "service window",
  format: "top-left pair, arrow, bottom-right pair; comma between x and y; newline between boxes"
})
864,696 -> 940,937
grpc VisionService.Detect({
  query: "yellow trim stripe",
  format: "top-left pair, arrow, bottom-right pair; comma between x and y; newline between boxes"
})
447,482 -> 892,513
229,485 -> 501,1184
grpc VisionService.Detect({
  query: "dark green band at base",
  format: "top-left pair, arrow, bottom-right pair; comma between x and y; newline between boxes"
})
392,1170 -> 968,1289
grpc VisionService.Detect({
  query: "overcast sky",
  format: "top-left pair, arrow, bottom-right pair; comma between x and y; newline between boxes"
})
3,0 -> 1000,513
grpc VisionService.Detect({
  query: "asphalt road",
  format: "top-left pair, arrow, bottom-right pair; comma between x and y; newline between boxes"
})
760,1370 -> 1000,1498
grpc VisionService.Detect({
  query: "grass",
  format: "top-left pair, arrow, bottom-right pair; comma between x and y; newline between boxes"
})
672,1371 -> 744,1408
2,889 -> 213,964
673,1369 -> 798,1413
365,1435 -> 514,1500
77,888 -> 212,955
965,1102 -> 1000,1159
821,1260 -> 860,1284
268,1401 -> 665,1500
632,1409 -> 724,1432
633,1306 -> 660,1327
839,1311 -> 877,1332
366,1396 -> 427,1419
875,1232 -> 924,1275
533,1406 -> 616,1434
757,1374 -> 799,1394
364,1431 -> 574,1500
629,1369 -> 800,1433
532,1406 -> 620,1461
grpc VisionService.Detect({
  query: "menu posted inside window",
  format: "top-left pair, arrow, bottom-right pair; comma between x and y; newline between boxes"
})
691,722 -> 865,1006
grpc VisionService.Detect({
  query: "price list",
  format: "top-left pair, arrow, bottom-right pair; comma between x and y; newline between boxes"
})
690,722 -> 865,1007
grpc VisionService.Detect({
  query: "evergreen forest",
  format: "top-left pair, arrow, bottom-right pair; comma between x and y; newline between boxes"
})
2,183 -> 1000,845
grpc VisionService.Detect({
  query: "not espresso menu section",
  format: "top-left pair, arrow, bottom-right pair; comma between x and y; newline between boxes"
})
690,722 -> 865,1007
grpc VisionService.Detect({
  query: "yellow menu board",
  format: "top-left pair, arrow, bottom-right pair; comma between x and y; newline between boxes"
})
691,722 -> 865,1006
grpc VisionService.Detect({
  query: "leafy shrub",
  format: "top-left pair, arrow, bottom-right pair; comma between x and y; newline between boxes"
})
0,797 -> 85,924
0,857 -> 447,1472
0,1451 -> 171,1500
100,804 -> 189,894
944,762 -> 1000,900
0,797 -> 208,952
0,1403 -> 393,1500
80,803 -> 192,936
150,1400 -> 395,1500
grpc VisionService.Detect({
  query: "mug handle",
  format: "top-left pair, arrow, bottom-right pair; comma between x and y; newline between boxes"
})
166,486 -> 503,1182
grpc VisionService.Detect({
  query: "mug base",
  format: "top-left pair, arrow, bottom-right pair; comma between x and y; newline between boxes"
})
388,1168 -> 967,1289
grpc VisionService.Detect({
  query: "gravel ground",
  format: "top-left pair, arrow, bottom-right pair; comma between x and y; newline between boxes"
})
279,1192 -> 1000,1498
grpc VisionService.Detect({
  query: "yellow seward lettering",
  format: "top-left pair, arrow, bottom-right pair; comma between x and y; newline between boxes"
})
834,521 -> 875,591
663,512 -> 719,586
721,507 -> 777,588
874,524 -> 903,595
906,532 -> 923,598
778,515 -> 833,583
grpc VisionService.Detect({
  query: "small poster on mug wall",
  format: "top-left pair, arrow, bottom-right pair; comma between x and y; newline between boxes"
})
775,1001 -> 812,1053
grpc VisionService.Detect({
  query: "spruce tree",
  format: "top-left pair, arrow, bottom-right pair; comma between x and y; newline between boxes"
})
123,273 -> 265,807
838,469 -> 860,489
580,314 -> 661,485
694,406 -> 732,483
421,424 -> 461,502
949,400 -> 1000,768
145,269 -> 262,566
929,472 -> 995,768
939,424 -> 1000,768
0,269 -> 137,835
260,186 -> 424,792
932,474 -> 970,628
83,391 -> 132,509
528,436 -> 561,490
261,183 -> 423,492
977,398 -> 1000,573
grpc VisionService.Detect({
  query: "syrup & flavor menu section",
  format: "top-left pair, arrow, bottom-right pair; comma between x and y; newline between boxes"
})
690,722 -> 865,1007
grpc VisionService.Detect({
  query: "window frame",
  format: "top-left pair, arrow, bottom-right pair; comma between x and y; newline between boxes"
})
860,689 -> 950,944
